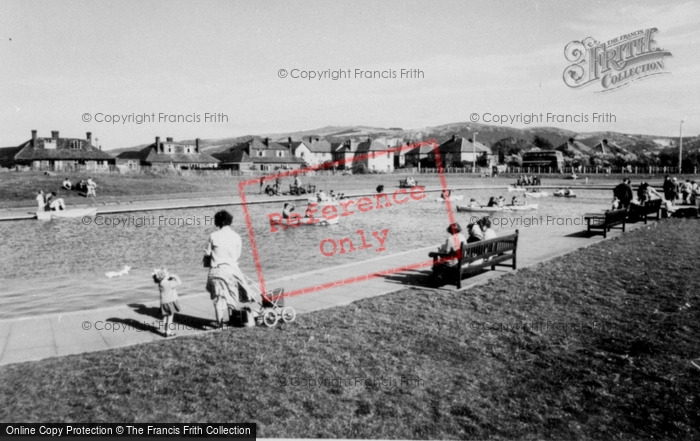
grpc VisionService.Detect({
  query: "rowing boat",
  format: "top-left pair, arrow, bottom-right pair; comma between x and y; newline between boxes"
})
553,192 -> 577,198
435,195 -> 464,202
524,192 -> 549,198
456,204 -> 538,213
34,207 -> 97,221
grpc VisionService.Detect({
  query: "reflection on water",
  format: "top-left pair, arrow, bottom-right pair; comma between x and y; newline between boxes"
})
0,189 -> 612,319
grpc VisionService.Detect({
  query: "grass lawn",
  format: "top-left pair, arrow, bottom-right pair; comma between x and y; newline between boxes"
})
1,218 -> 699,438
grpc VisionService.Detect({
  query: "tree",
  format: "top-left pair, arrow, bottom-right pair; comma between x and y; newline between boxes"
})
532,135 -> 554,150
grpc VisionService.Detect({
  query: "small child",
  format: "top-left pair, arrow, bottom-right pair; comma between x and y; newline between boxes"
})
153,268 -> 181,337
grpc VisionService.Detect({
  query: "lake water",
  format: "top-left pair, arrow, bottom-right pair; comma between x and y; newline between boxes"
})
0,188 -> 614,319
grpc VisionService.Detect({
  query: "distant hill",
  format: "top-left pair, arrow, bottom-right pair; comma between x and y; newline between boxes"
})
107,122 -> 699,157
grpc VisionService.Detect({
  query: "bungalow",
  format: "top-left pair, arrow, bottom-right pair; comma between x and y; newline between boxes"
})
116,137 -> 219,170
354,138 -> 393,173
214,136 -> 305,171
0,130 -> 115,171
432,135 -> 493,167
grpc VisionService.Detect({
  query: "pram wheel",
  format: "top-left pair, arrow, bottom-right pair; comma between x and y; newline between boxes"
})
263,310 -> 278,327
281,307 -> 296,323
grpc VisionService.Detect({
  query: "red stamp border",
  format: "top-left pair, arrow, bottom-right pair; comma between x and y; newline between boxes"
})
237,139 -> 458,297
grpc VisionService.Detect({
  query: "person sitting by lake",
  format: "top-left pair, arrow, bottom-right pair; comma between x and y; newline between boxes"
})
62,178 -> 72,190
436,222 -> 467,262
304,202 -> 319,219
43,192 -> 54,210
317,190 -> 329,201
48,192 -> 66,211
406,176 -> 416,187
510,196 -> 522,206
294,175 -> 302,188
662,176 -> 676,202
497,196 -> 506,206
682,180 -> 693,205
440,189 -> 452,200
487,197 -> 498,207
480,217 -> 496,241
282,203 -> 295,220
467,220 -> 484,243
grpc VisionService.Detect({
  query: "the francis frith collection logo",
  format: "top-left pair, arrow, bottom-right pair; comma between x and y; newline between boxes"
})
563,27 -> 672,93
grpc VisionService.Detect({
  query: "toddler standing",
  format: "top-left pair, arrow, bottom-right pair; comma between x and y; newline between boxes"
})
153,268 -> 181,337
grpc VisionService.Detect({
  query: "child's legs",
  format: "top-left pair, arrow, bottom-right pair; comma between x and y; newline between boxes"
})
164,313 -> 175,334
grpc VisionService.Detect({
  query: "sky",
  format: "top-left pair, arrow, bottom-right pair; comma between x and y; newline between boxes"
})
0,0 -> 698,150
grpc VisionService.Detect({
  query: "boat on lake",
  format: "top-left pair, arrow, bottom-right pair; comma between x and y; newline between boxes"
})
456,204 -> 539,213
34,207 -> 97,221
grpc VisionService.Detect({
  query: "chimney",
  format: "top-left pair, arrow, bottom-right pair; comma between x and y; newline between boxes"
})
264,137 -> 269,146
86,132 -> 92,146
166,137 -> 173,142
51,131 -> 59,139
568,137 -> 574,143
367,137 -> 371,143
288,137 -> 292,145
195,138 -> 200,153
31,130 -> 37,148
451,134 -> 456,142
155,136 -> 161,153
316,137 -> 319,142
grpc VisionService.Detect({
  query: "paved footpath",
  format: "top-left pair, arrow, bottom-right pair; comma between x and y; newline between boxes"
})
0,220 -> 649,367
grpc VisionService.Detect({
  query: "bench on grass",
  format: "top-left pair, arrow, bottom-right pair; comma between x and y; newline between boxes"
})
583,208 -> 627,238
428,231 -> 519,289
628,198 -> 662,224
399,179 -> 418,188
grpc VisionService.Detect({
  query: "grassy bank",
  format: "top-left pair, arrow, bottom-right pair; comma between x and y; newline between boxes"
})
1,218 -> 699,438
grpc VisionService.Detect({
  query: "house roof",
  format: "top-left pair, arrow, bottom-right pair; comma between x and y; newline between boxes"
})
556,139 -> 592,155
117,145 -> 219,164
212,149 -> 252,164
405,143 -> 437,156
13,138 -> 116,161
592,140 -> 628,155
302,139 -> 332,153
355,140 -> 388,155
438,136 -> 490,154
234,136 -> 288,151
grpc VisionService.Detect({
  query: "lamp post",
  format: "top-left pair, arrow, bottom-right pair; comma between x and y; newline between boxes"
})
472,132 -> 478,173
678,118 -> 685,173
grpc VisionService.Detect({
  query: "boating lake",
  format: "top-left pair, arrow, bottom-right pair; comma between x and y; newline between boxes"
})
0,188 -> 615,319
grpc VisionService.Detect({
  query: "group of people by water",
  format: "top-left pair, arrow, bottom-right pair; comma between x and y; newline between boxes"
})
35,176 -> 97,212
516,175 -> 541,186
612,176 -> 700,216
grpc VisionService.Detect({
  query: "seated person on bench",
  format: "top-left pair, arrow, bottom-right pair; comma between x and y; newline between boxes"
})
436,223 -> 467,266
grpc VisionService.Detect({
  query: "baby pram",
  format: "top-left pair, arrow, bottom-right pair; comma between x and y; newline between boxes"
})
228,273 -> 296,328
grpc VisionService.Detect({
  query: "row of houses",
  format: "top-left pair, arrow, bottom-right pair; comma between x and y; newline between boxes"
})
0,130 -> 494,172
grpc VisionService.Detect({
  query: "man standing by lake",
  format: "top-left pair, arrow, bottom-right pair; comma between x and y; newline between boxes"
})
613,178 -> 633,208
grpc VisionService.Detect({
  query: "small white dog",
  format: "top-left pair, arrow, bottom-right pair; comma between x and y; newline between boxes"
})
105,265 -> 131,278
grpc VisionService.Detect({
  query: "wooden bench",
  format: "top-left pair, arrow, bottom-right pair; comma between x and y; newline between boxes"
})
583,208 -> 627,238
428,231 -> 519,289
399,179 -> 418,188
628,198 -> 662,224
